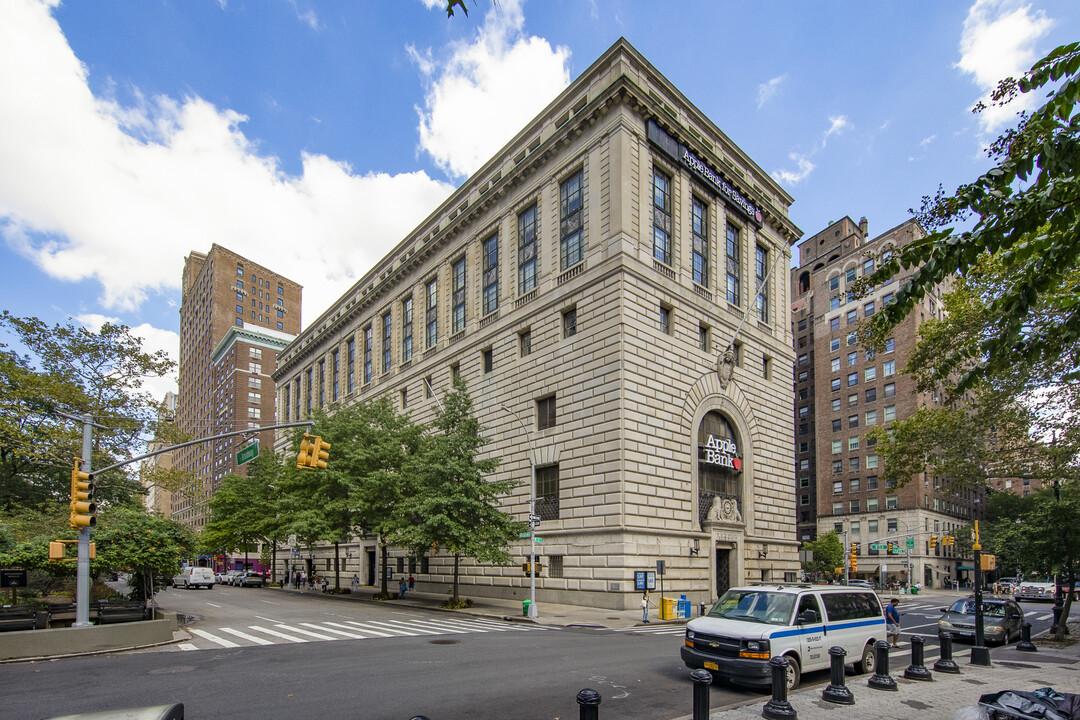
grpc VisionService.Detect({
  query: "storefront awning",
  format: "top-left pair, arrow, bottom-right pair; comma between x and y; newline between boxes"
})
957,565 -> 974,570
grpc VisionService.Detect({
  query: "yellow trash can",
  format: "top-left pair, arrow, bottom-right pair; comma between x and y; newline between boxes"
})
660,597 -> 676,620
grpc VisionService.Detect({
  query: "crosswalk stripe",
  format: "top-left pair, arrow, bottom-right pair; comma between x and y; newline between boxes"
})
188,628 -> 240,648
395,618 -> 475,634
318,622 -> 367,638
355,620 -> 431,636
341,620 -> 401,637
435,618 -> 521,632
248,625 -> 308,642
290,623 -> 343,640
221,628 -> 274,645
176,643 -> 199,651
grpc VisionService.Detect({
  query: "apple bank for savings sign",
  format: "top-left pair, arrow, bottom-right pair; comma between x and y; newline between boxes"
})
703,435 -> 742,472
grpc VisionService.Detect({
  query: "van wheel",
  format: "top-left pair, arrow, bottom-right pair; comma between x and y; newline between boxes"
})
855,643 -> 876,675
784,655 -> 801,692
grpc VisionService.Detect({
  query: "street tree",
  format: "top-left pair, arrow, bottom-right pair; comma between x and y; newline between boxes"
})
861,41 -> 1080,393
800,531 -> 844,581
94,507 -> 195,601
390,379 -> 523,605
200,452 -> 284,573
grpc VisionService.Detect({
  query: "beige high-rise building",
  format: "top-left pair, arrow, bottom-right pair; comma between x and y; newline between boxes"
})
142,391 -> 177,517
791,217 -> 983,588
175,245 -> 301,528
272,39 -> 801,609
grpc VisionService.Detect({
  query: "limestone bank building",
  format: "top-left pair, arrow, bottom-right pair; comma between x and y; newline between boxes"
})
272,39 -> 801,610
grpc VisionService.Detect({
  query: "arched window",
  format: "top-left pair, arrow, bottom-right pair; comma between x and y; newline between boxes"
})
697,411 -> 743,526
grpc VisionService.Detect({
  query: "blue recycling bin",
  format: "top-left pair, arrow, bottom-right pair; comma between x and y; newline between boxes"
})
679,594 -> 690,619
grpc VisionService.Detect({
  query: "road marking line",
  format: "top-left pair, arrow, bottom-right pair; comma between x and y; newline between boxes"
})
436,618 -> 515,632
317,622 -> 367,638
394,618 -> 475,634
280,624 -> 338,641
341,621 -> 405,637
1037,614 -> 1052,621
176,643 -> 199,651
221,628 -> 274,645
357,620 -> 432,636
248,626 -> 309,643
205,602 -> 222,608
189,628 -> 240,648
260,600 -> 280,605
255,616 -> 281,623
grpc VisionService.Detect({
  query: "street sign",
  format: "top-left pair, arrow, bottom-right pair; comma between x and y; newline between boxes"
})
534,538 -> 542,543
237,443 -> 259,466
906,538 -> 915,550
519,532 -> 531,539
870,543 -> 887,550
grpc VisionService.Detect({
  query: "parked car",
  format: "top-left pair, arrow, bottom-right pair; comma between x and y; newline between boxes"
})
682,584 -> 884,691
173,567 -> 215,590
224,570 -> 245,586
214,571 -> 227,584
1015,582 -> 1056,602
844,579 -> 876,590
938,597 -> 1024,645
237,571 -> 265,588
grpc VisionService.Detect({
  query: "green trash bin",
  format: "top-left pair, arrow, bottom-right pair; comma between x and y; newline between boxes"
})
910,586 -> 919,595
522,599 -> 531,617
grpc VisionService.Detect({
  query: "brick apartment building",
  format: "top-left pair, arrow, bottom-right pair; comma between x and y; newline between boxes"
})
791,216 -> 984,588
174,245 -> 301,528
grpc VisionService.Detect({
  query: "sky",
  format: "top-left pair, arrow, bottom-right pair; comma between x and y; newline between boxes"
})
1,0 -> 1077,402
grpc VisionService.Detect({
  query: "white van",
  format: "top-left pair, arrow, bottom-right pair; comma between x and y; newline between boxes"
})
174,567 -> 215,589
681,584 -> 885,690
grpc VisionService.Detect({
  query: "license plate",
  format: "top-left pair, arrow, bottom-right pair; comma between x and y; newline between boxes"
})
704,661 -> 718,671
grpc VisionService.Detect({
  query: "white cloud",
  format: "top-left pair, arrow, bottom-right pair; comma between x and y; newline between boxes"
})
410,0 -> 572,179
920,134 -> 937,148
956,0 -> 1053,134
0,0 -> 454,331
823,115 -> 851,145
771,153 -> 815,186
76,314 -> 180,400
757,74 -> 786,109
284,0 -> 320,30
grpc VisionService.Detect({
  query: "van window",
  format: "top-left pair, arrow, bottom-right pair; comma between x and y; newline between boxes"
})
709,589 -> 796,625
796,594 -> 822,621
821,592 -> 881,621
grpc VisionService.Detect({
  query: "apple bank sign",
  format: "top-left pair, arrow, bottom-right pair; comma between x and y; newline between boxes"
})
703,435 -> 742,472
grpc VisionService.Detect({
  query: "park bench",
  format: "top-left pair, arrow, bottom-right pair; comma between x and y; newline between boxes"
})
0,606 -> 37,632
96,600 -> 147,624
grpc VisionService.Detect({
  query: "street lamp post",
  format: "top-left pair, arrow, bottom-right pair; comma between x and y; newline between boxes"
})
501,404 -> 538,619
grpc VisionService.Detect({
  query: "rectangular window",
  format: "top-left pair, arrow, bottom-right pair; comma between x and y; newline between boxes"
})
847,331 -> 857,346
248,392 -> 261,403
482,348 -> 493,374
382,311 -> 392,373
867,498 -> 879,512
883,405 -> 896,422
363,326 -> 373,383
885,338 -> 895,353
886,496 -> 898,510
798,371 -> 808,382
401,388 -> 408,409
283,385 -> 290,422
865,388 -> 876,403
849,478 -> 861,493
847,309 -> 857,325
845,268 -> 856,284
833,480 -> 843,494
426,278 -> 438,349
847,351 -> 857,367
537,396 -> 556,430
866,454 -> 878,469
864,301 -> 875,317
294,378 -> 301,419
832,502 -> 842,515
867,475 -> 878,490
305,369 -> 313,414
452,257 -> 466,334
865,366 -> 877,382
519,329 -> 532,357
402,296 -> 414,362
847,372 -> 858,387
319,360 -> 325,408
829,276 -> 840,292
799,406 -> 809,419
863,258 -> 874,275
800,353 -> 809,366
832,419 -> 842,432
830,317 -> 840,332
563,307 -> 577,338
652,168 -> 672,265
832,440 -> 842,454
726,224 -> 741,306
883,359 -> 895,376
699,324 -> 710,352
554,173 -> 584,273
848,436 -> 860,451
884,382 -> 895,398
659,305 -> 672,335
692,198 -> 708,286
882,292 -> 894,306
536,464 -> 560,520
755,244 -> 768,322
865,409 -> 877,426
849,500 -> 860,513
518,204 -> 538,293
347,339 -> 355,393
831,378 -> 841,392
831,398 -> 841,412
848,393 -> 858,407
332,349 -> 340,402
833,460 -> 843,474
849,457 -> 860,472
830,338 -> 841,352
482,233 -> 499,316
549,555 -> 564,579
848,414 -> 859,428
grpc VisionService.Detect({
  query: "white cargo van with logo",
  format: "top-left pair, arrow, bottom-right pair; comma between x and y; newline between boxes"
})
174,567 -> 215,589
681,584 -> 885,690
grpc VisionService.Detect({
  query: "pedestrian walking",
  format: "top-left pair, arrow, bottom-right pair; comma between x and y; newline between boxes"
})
351,574 -> 360,592
885,598 -> 903,647
408,574 -> 415,591
399,576 -> 408,598
641,589 -> 654,624
299,571 -> 306,590
309,574 -> 316,591
321,577 -> 329,593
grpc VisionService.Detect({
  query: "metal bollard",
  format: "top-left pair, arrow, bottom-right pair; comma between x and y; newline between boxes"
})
934,631 -> 961,673
761,656 -> 797,720
867,640 -> 897,691
1016,622 -> 1037,652
691,669 -> 712,720
903,635 -> 933,681
577,688 -> 601,720
821,646 -> 854,705
700,601 -> 707,617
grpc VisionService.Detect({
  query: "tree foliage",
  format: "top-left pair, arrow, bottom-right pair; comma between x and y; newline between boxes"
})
390,379 -> 523,603
862,42 -> 1080,392
200,451 -> 284,567
800,531 -> 844,580
94,507 -> 195,601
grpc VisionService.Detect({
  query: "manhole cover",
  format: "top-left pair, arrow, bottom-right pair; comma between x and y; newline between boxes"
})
428,639 -> 460,645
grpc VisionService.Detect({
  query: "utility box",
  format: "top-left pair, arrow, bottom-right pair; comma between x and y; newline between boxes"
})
660,597 -> 676,620
981,554 -> 996,571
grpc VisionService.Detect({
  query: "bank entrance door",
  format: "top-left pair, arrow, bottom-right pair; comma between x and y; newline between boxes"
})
715,549 -> 731,598
366,550 -> 376,586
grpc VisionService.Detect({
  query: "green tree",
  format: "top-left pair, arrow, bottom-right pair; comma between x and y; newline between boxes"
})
0,312 -> 176,512
800,531 -> 844,581
94,507 -> 195,601
862,42 -> 1080,392
391,379 -> 523,604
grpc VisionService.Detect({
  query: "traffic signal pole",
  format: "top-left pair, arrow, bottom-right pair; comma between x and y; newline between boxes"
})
75,414 -> 95,627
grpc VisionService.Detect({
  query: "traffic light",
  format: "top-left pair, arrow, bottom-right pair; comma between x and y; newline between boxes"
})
69,462 -> 96,529
929,535 -> 938,548
944,535 -> 954,547
521,562 -> 543,576
886,541 -> 894,555
297,433 -> 331,470
850,543 -> 858,572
